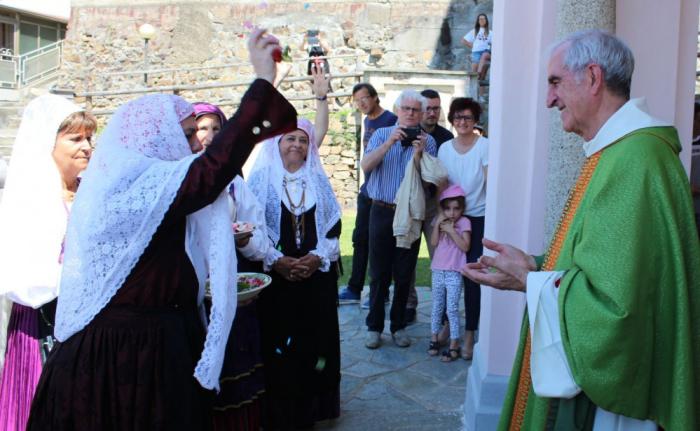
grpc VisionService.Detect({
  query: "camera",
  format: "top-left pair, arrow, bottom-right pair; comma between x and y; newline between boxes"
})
400,126 -> 422,147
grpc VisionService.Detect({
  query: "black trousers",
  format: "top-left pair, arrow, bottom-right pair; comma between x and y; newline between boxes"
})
347,188 -> 371,294
365,203 -> 420,333
464,215 -> 485,330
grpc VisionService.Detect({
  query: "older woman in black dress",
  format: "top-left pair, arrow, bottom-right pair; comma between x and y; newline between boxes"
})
27,30 -> 297,431
247,88 -> 341,429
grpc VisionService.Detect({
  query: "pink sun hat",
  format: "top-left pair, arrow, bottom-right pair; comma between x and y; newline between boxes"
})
439,184 -> 466,201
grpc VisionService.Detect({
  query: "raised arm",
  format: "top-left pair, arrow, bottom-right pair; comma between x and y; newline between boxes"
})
311,64 -> 330,147
169,30 -> 297,218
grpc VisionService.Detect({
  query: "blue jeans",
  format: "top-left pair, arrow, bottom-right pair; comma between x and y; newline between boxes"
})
346,187 -> 371,294
365,203 -> 420,333
471,50 -> 490,63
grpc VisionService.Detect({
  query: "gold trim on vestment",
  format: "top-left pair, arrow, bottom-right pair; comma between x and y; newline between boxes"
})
508,152 -> 602,430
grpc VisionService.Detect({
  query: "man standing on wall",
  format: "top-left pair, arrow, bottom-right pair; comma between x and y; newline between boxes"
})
463,30 -> 699,430
338,83 -> 397,305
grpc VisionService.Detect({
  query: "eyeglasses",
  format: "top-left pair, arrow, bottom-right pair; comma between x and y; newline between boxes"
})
354,95 -> 372,104
426,106 -> 441,113
453,115 -> 475,123
400,106 -> 422,114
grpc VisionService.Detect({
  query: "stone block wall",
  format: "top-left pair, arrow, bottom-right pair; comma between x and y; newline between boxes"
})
58,0 -> 492,207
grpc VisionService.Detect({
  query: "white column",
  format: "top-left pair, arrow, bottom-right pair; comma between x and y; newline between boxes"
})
463,0 -> 556,428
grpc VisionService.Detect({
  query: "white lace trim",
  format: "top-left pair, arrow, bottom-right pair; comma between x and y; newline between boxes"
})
55,94 -> 236,391
247,132 -> 340,258
0,95 -> 81,307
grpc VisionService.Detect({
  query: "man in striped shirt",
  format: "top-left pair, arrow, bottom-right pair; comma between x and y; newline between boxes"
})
361,89 -> 437,349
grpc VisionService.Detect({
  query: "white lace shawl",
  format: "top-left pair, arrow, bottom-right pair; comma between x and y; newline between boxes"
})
247,120 -> 341,258
54,94 -> 237,391
0,94 -> 81,307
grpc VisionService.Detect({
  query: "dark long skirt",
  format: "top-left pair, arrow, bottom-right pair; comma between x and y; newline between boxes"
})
258,266 -> 341,430
212,302 -> 266,431
27,306 -> 212,431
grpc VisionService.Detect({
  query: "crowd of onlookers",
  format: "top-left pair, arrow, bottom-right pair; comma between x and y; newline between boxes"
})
339,81 -> 489,362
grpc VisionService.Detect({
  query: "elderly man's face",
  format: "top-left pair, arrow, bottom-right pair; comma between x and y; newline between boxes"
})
397,99 -> 423,127
546,46 -> 591,138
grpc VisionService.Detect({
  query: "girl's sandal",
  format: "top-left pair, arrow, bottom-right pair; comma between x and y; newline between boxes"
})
461,346 -> 473,361
441,348 -> 460,362
428,341 -> 440,356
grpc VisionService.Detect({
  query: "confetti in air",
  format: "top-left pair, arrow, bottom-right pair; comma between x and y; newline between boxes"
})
314,357 -> 326,371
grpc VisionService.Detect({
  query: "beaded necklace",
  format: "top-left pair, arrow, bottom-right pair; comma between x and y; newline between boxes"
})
283,176 -> 306,249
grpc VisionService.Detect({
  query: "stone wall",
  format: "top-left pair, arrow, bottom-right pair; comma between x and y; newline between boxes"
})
58,0 -> 492,207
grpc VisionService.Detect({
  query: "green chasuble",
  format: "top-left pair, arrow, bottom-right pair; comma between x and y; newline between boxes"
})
498,127 -> 700,431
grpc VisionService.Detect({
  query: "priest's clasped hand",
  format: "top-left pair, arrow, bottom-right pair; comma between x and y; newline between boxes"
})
460,238 -> 537,292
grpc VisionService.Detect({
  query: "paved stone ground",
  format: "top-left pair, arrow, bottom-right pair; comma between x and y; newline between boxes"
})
317,286 -> 469,431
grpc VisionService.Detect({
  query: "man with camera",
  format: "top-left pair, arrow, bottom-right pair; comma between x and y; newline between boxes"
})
400,89 -> 456,325
361,90 -> 437,349
338,83 -> 398,305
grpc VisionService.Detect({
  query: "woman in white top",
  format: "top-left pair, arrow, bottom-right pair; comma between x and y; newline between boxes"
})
462,13 -> 492,80
437,97 -> 488,360
0,95 -> 96,431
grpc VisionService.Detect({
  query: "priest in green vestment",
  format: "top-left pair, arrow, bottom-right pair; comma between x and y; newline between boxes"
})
463,29 -> 700,431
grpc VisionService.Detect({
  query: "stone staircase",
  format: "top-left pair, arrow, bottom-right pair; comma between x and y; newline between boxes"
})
0,83 -> 56,161
0,81 -> 57,190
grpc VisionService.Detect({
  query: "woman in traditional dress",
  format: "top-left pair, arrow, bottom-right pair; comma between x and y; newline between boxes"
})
26,30 -> 297,431
247,73 -> 341,428
0,94 -> 96,431
190,101 -> 268,431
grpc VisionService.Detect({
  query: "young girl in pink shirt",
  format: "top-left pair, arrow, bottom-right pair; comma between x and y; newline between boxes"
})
428,185 -> 471,362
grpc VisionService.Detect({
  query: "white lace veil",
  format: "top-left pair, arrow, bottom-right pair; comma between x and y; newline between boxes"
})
55,94 -> 237,391
0,94 -> 81,307
247,119 -> 341,247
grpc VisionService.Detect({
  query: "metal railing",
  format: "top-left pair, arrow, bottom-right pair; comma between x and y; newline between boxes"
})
75,71 -> 364,116
0,50 -> 16,88
67,52 -> 367,115
84,52 -> 364,91
19,40 -> 64,86
0,40 -> 63,88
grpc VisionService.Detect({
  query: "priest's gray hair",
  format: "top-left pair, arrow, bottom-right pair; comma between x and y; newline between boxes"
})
394,89 -> 428,112
552,29 -> 635,99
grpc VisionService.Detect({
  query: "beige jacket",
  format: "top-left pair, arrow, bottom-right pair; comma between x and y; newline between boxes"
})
393,153 -> 448,248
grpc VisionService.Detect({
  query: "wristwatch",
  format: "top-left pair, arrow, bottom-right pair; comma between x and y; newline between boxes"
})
316,95 -> 328,101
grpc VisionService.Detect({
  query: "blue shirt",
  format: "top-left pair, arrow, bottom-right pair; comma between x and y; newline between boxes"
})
360,110 -> 398,196
363,110 -> 398,149
364,125 -> 437,203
